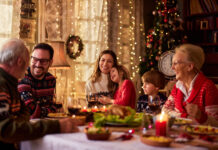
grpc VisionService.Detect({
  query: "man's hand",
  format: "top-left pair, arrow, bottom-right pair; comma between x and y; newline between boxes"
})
59,118 -> 79,133
185,103 -> 201,120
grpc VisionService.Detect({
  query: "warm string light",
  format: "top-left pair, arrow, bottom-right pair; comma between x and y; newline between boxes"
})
129,0 -> 137,80
116,1 -> 122,64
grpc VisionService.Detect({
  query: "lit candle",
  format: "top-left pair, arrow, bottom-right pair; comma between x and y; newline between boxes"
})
81,106 -> 87,112
91,106 -> 98,112
101,105 -> 107,112
72,115 -> 76,118
155,111 -> 168,136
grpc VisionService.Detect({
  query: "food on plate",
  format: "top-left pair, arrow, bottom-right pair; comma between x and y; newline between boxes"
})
174,133 -> 193,143
93,105 -> 143,127
185,125 -> 218,134
174,118 -> 192,125
47,113 -> 68,118
141,135 -> 172,147
84,126 -> 111,140
106,105 -> 132,118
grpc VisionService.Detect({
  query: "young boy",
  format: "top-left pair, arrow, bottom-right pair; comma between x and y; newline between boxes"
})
137,70 -> 167,113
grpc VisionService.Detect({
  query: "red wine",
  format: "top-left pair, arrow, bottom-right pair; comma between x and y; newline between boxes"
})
68,107 -> 80,115
55,103 -> 63,109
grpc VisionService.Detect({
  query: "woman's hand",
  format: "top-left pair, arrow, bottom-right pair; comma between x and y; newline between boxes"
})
185,103 -> 201,120
98,96 -> 114,104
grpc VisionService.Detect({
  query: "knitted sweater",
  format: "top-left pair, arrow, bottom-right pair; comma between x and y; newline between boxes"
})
0,68 -> 60,150
113,80 -> 136,109
162,72 -> 218,126
18,67 -> 57,118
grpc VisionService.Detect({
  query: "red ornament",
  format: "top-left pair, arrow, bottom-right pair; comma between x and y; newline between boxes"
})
164,18 -> 168,23
155,56 -> 160,61
150,62 -> 153,65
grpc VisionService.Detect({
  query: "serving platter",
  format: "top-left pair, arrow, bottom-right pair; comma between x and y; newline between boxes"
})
47,113 -> 68,118
174,117 -> 192,125
184,125 -> 218,135
141,135 -> 172,147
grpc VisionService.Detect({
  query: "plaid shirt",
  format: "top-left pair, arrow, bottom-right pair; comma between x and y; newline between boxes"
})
18,67 -> 57,118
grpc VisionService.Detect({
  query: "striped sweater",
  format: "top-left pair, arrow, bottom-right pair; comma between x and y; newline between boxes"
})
18,67 -> 57,118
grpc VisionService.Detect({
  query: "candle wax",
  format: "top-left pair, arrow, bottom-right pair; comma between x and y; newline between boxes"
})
155,120 -> 167,136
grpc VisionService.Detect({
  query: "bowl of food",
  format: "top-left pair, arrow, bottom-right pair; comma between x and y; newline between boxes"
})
141,135 -> 172,147
84,126 -> 111,140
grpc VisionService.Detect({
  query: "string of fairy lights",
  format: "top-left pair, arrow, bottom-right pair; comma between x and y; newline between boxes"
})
116,0 -> 140,81
53,0 -> 145,102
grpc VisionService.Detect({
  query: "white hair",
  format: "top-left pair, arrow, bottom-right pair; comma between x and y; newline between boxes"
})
0,38 -> 27,66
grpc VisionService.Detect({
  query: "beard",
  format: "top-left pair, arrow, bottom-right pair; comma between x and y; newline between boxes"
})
31,66 -> 48,79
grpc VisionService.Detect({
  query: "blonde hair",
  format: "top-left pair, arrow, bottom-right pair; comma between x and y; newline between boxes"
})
142,70 -> 165,89
175,44 -> 205,71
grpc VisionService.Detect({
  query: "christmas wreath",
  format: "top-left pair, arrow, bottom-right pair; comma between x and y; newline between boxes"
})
66,35 -> 84,59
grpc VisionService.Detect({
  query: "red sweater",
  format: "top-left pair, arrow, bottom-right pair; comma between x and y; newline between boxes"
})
113,80 -> 136,109
163,72 -> 218,124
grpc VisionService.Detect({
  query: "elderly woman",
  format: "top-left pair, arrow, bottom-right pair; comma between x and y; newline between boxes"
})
162,44 -> 218,126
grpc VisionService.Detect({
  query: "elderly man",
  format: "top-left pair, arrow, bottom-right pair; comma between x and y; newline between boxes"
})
0,38 -> 78,150
18,43 -> 57,118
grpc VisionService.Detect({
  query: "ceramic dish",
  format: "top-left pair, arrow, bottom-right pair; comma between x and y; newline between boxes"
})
47,113 -> 68,118
174,117 -> 192,125
84,127 -> 111,141
185,125 -> 218,135
141,135 -> 172,147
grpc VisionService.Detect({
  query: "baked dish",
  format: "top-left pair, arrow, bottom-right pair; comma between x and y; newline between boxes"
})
47,113 -> 68,118
141,135 -> 172,147
185,125 -> 218,135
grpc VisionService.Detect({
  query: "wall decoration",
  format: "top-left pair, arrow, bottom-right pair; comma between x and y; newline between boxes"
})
19,18 -> 36,43
66,35 -> 84,59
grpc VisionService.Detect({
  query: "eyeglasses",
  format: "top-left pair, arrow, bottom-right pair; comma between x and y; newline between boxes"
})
31,56 -> 50,65
172,61 -> 190,66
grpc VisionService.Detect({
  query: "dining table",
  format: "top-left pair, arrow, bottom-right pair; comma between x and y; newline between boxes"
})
20,125 -> 210,150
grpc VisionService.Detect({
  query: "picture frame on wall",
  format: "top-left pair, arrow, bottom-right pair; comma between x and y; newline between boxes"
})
20,18 -> 36,43
200,20 -> 208,30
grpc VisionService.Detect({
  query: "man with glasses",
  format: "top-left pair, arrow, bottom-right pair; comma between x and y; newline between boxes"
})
18,43 -> 57,119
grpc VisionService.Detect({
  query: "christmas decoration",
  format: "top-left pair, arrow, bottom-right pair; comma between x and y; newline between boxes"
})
139,0 -> 187,76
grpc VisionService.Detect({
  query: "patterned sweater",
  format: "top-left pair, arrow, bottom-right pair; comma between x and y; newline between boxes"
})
0,68 -> 60,150
162,72 -> 218,126
18,67 -> 57,118
137,93 -> 167,112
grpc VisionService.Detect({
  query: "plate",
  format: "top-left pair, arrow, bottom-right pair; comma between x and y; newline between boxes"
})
174,117 -> 192,125
47,113 -> 68,118
104,122 -> 129,127
185,125 -> 218,135
141,135 -> 172,147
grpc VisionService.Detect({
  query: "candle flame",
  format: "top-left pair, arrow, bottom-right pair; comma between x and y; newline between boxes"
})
72,115 -> 76,118
94,106 -> 97,109
83,106 -> 87,109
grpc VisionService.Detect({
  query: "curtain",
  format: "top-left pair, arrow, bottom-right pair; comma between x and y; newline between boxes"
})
38,0 -> 108,110
0,0 -> 21,45
108,0 -> 145,98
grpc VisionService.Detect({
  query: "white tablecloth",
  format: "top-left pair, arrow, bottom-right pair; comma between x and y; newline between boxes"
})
21,127 -> 207,150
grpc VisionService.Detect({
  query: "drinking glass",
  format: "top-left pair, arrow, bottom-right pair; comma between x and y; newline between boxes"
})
147,95 -> 161,114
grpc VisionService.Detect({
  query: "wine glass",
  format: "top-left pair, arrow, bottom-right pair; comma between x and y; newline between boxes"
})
67,97 -> 80,115
147,95 -> 161,115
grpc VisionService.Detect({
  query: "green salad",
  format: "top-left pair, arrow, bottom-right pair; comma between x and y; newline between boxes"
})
94,106 -> 143,127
